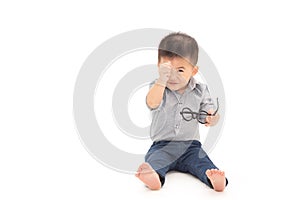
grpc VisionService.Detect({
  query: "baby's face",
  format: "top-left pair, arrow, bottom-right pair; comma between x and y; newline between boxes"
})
159,56 -> 198,93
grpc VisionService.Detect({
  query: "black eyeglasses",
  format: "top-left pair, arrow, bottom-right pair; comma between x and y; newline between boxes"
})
180,98 -> 219,124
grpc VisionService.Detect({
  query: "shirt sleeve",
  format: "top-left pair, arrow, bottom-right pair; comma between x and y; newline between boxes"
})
145,80 -> 164,111
200,85 -> 216,112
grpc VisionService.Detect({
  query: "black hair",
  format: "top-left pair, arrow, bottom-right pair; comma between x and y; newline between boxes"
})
158,32 -> 199,65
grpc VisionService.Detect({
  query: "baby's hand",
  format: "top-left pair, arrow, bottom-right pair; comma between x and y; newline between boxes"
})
156,62 -> 172,86
205,111 -> 220,127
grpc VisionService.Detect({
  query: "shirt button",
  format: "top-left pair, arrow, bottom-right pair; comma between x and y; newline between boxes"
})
178,102 -> 182,106
175,124 -> 179,129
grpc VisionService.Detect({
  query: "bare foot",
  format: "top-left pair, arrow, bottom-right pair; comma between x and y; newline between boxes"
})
135,162 -> 161,190
205,169 -> 226,192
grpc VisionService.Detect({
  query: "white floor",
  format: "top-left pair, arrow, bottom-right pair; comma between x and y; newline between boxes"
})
73,134 -> 298,200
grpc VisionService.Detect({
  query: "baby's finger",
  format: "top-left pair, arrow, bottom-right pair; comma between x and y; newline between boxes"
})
159,65 -> 171,72
160,62 -> 172,69
206,116 -> 211,123
161,61 -> 171,66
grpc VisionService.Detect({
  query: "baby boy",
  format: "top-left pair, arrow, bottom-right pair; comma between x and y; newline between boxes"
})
135,32 -> 228,192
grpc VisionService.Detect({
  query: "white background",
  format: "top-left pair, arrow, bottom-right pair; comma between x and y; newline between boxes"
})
1,0 -> 300,199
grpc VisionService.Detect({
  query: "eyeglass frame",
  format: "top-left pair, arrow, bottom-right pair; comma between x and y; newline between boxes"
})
179,98 -> 219,124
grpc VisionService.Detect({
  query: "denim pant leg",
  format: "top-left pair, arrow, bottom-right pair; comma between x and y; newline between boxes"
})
145,141 -> 177,186
177,141 -> 228,189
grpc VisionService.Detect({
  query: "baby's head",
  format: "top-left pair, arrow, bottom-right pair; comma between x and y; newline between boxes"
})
158,32 -> 199,92
158,32 -> 199,66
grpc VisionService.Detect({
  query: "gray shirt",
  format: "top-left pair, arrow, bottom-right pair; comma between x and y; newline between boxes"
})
147,77 -> 216,142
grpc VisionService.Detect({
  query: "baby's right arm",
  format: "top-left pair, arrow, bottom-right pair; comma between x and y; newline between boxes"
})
146,63 -> 171,109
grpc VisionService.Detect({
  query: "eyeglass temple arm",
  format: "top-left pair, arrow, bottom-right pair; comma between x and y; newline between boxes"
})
212,98 -> 219,115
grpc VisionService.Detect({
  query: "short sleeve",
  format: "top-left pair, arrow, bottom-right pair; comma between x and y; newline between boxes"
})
199,85 -> 216,112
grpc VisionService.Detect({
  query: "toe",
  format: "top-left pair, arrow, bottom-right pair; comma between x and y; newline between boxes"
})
206,169 -> 212,177
141,163 -> 150,169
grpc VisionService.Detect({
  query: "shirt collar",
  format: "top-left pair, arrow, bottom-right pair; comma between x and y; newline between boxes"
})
186,77 -> 197,92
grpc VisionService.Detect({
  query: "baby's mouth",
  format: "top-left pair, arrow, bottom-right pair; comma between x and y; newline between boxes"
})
167,82 -> 178,84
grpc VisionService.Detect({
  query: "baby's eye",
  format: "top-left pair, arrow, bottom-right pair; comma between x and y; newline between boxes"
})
178,69 -> 184,73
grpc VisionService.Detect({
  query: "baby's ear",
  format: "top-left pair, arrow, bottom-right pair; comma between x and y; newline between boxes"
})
192,66 -> 199,76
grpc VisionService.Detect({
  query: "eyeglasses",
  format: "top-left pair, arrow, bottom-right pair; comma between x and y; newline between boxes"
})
180,98 -> 219,124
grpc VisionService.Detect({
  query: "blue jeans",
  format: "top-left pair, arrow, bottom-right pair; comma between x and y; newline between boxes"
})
145,140 -> 228,188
